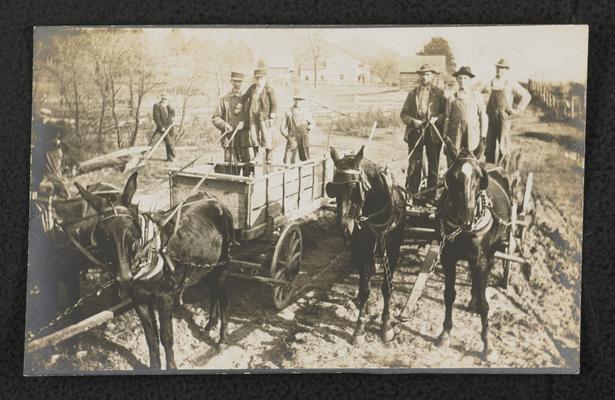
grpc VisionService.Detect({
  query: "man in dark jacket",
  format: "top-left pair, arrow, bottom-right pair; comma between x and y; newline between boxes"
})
237,68 -> 278,164
31,108 -> 69,198
152,94 -> 176,162
212,71 -> 249,174
400,64 -> 446,202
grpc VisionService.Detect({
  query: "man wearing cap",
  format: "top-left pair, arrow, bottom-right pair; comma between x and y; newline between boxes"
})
152,94 -> 177,162
443,66 -> 489,163
483,58 -> 532,164
280,90 -> 315,163
238,68 -> 278,164
400,63 -> 446,200
31,108 -> 70,198
212,72 -> 248,173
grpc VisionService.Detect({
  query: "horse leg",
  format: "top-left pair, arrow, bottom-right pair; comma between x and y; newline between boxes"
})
469,265 -> 480,314
352,264 -> 371,345
477,254 -> 497,362
381,237 -> 401,342
157,294 -> 177,370
436,253 -> 457,347
133,302 -> 161,369
203,278 -> 219,332
216,274 -> 230,351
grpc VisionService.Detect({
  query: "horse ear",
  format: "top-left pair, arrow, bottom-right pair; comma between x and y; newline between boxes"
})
122,172 -> 138,205
480,166 -> 489,190
354,146 -> 364,164
74,182 -> 105,214
330,147 -> 340,162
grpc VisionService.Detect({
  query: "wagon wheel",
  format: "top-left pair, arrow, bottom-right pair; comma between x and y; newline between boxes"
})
270,223 -> 302,310
519,172 -> 534,244
501,202 -> 517,289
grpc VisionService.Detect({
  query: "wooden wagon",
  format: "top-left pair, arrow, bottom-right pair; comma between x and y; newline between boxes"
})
168,150 -> 335,309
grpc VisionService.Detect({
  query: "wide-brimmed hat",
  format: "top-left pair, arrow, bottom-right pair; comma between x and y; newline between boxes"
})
230,71 -> 245,81
292,90 -> 306,100
160,93 -> 168,100
452,66 -> 475,78
416,63 -> 438,74
254,68 -> 267,78
495,58 -> 510,69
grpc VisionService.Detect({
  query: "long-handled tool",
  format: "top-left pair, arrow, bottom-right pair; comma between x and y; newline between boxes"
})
124,124 -> 176,173
364,121 -> 378,155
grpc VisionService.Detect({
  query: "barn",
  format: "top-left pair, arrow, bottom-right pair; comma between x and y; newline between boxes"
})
399,55 -> 447,90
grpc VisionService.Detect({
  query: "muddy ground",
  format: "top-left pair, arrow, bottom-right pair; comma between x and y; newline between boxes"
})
25,104 -> 583,373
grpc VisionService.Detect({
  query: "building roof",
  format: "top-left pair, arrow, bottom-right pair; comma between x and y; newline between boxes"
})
399,55 -> 447,74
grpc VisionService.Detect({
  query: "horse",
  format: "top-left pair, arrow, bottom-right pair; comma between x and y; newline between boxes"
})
325,146 -> 406,344
76,178 -> 236,370
27,180 -> 126,335
435,148 -> 513,361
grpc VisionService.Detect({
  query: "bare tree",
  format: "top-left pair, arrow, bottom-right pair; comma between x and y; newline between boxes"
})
371,51 -> 399,85
128,53 -> 158,147
308,32 -> 323,88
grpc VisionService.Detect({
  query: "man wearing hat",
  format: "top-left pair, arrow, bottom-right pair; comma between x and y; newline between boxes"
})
483,58 -> 532,164
400,63 -> 446,201
152,93 -> 177,162
443,66 -> 489,163
31,107 -> 70,198
237,67 -> 278,164
280,90 -> 315,163
212,71 -> 249,174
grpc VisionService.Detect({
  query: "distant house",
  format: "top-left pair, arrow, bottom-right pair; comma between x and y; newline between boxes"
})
399,55 -> 447,90
266,55 -> 296,86
299,53 -> 370,86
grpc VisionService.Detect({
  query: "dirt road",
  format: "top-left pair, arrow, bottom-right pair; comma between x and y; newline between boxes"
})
26,104 -> 582,373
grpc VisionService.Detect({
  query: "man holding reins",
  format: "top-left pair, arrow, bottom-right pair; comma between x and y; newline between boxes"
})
400,63 -> 446,204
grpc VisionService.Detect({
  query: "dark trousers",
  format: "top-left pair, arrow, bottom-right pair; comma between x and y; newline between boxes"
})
151,126 -> 176,160
486,114 -> 512,164
406,135 -> 442,195
284,135 -> 310,164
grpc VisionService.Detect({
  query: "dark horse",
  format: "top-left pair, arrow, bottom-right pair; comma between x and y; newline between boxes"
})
435,148 -> 512,361
27,180 -> 126,335
326,146 -> 406,344
76,176 -> 236,370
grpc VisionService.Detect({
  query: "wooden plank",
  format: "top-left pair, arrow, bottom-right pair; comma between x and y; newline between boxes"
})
401,241 -> 438,318
25,300 -> 133,354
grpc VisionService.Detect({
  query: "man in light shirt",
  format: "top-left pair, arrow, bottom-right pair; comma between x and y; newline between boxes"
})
484,58 -> 532,164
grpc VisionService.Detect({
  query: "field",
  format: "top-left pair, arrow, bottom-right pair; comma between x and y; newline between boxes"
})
25,100 -> 583,373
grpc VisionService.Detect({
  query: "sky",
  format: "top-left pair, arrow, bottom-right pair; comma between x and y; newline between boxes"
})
142,25 -> 588,83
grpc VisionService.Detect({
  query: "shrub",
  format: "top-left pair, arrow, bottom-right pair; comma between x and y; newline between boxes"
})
324,108 -> 402,137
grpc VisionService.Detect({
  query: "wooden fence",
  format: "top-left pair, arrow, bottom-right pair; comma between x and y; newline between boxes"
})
527,80 -> 586,123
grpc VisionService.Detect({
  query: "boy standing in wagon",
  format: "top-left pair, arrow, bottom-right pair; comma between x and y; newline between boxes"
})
280,90 -> 314,164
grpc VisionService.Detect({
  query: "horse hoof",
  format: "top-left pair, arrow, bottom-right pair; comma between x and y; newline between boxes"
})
468,298 -> 479,314
216,343 -> 228,353
435,332 -> 450,348
352,334 -> 366,346
382,328 -> 395,343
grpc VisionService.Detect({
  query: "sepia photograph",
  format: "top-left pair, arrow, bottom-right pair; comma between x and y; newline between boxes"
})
25,25 -> 587,374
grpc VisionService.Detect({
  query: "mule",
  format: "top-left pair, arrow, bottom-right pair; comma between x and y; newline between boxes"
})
76,176 -> 236,370
435,148 -> 513,361
326,146 -> 406,344
27,181 -> 125,335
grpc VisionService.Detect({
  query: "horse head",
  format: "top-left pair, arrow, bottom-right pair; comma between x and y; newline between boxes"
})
443,149 -> 489,230
74,172 -> 141,287
325,146 -> 366,237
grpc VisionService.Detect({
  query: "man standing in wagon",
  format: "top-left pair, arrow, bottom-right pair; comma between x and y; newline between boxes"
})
400,63 -> 446,203
212,71 -> 248,174
280,90 -> 314,164
237,67 -> 278,165
443,66 -> 489,162
483,58 -> 532,165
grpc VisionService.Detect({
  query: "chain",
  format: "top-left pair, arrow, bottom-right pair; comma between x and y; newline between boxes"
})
377,234 -> 394,297
27,277 -> 118,341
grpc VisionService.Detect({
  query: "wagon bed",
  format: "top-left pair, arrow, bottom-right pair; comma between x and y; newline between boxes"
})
168,153 -> 334,241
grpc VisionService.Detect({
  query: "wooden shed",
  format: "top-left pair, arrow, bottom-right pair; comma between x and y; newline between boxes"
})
399,55 -> 447,90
